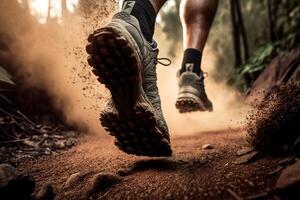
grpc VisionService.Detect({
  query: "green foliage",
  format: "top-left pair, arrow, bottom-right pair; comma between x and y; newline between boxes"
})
239,43 -> 275,76
238,29 -> 300,86
232,0 -> 300,91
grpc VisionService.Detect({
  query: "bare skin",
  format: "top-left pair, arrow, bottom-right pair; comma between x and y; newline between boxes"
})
150,0 -> 218,58
180,0 -> 218,51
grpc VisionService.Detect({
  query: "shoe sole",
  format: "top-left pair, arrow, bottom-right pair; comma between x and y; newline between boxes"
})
86,24 -> 172,157
86,26 -> 141,114
100,105 -> 172,157
176,93 -> 213,113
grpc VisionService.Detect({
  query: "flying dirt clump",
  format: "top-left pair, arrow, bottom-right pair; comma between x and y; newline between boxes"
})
247,82 -> 300,154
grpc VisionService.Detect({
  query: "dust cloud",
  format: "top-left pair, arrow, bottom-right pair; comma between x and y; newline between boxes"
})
0,0 -> 116,135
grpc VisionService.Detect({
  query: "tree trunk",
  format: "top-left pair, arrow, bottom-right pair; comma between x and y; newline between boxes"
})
267,0 -> 276,42
61,0 -> 69,21
235,0 -> 249,61
229,0 -> 242,67
47,0 -> 51,23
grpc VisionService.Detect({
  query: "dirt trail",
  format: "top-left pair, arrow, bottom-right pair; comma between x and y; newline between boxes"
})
19,129 -> 281,200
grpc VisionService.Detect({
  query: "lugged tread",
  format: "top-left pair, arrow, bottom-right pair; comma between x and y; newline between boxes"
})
86,27 -> 140,114
100,105 -> 172,157
176,97 -> 206,113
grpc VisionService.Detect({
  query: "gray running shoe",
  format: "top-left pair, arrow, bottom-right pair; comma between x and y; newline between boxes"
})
86,12 -> 172,157
176,69 -> 213,113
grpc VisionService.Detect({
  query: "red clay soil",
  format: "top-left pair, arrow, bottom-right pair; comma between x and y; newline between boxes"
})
18,129 -> 282,200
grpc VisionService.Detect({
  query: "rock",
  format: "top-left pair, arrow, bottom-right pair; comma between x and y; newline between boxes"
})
64,172 -> 81,189
233,151 -> 260,165
88,172 -> 121,194
175,160 -> 189,165
117,168 -> 131,177
268,166 -> 284,176
0,164 -> 35,199
35,183 -> 55,200
245,46 -> 300,106
275,161 -> 300,198
236,146 -> 255,156
202,144 -> 213,150
278,156 -> 295,166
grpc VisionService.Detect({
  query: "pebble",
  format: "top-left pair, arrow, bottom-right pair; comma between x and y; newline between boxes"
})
64,172 -> 81,189
117,168 -> 131,177
202,144 -> 213,150
88,172 -> 121,194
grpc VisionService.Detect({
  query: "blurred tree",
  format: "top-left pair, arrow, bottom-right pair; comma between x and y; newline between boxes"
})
61,0 -> 70,20
159,0 -> 182,57
267,0 -> 276,42
229,0 -> 250,86
47,0 -> 51,23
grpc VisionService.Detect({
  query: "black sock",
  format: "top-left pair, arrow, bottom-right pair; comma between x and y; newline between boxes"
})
180,48 -> 202,75
120,0 -> 156,42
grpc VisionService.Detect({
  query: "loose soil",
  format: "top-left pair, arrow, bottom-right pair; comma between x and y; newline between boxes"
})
18,129 -> 283,200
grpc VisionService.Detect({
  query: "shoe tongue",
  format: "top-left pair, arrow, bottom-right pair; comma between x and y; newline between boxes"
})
120,1 -> 136,13
185,63 -> 194,72
185,63 -> 202,77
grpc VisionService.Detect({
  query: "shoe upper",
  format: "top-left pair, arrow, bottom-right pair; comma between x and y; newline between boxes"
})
177,70 -> 213,111
111,12 -> 169,139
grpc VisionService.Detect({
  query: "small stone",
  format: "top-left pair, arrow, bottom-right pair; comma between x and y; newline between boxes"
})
175,160 -> 189,165
117,168 -> 131,177
202,144 -> 213,150
88,172 -> 121,194
64,172 -> 81,189
276,161 -> 300,198
233,151 -> 260,165
35,183 -> 55,200
0,164 -> 35,199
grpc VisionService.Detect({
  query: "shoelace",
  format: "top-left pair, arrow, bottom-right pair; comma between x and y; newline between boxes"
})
155,58 -> 172,66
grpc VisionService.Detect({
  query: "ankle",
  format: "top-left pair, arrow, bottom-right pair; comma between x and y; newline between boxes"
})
120,0 -> 157,42
180,48 -> 202,75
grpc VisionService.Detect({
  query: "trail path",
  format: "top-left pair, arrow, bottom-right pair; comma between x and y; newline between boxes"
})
19,129 -> 281,200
